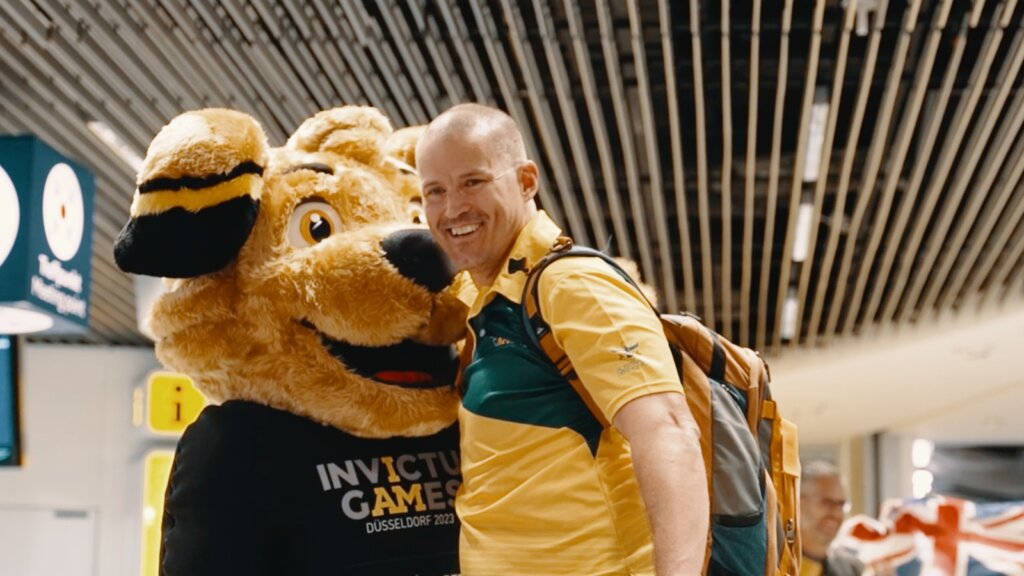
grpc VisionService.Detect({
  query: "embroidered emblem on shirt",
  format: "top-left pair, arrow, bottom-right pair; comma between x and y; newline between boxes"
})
617,343 -> 639,359
615,343 -> 642,375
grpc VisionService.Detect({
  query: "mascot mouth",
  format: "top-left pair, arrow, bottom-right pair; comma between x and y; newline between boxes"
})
301,321 -> 457,389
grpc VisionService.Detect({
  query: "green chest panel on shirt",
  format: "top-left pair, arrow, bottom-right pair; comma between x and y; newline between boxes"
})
462,295 -> 602,451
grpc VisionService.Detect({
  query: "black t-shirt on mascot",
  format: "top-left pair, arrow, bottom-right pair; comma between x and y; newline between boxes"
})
160,401 -> 461,576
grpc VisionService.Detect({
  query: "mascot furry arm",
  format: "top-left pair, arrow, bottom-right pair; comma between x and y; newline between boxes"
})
114,107 -> 466,575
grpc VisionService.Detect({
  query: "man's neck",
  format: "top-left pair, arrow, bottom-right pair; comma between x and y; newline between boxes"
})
469,268 -> 498,288
469,220 -> 534,288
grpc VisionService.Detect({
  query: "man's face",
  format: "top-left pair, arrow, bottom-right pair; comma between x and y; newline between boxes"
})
418,132 -> 534,284
800,475 -> 849,555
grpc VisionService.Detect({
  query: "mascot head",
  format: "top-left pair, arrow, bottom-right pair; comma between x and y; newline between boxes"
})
114,106 -> 466,438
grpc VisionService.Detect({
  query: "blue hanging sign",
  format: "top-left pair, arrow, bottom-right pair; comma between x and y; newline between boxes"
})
0,136 -> 94,334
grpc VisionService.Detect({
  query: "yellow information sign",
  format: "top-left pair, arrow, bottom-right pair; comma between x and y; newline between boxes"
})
140,450 -> 174,576
146,371 -> 206,434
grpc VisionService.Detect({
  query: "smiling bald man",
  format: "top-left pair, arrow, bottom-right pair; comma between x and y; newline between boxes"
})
417,103 -> 709,576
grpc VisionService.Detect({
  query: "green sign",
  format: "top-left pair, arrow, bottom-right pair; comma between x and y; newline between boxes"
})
0,136 -> 94,334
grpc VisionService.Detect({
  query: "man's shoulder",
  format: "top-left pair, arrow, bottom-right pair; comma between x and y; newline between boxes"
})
536,253 -> 646,309
538,253 -> 623,287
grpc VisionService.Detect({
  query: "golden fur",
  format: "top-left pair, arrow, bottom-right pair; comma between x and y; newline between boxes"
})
139,109 -> 269,187
383,125 -> 428,224
143,106 -> 466,438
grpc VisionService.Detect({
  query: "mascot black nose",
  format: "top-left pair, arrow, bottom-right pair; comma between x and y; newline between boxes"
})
381,229 -> 456,293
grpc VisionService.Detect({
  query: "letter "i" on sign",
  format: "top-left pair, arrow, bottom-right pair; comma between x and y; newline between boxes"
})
146,372 -> 207,435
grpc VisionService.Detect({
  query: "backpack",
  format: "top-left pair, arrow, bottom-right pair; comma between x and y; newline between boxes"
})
519,239 -> 802,576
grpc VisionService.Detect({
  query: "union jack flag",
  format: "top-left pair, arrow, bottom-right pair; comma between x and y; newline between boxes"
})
835,496 -> 1024,575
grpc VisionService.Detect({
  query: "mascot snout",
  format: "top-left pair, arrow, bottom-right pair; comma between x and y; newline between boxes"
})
381,228 -> 456,294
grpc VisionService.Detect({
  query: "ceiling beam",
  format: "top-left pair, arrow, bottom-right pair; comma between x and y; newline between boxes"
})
740,0 -> 762,345
533,0 -> 609,250
794,0 -> 858,347
847,0 -> 953,333
866,17 -> 970,328
564,0 -> 633,263
806,0 -> 889,346
958,144 -> 1024,306
919,21 -> 1024,317
498,0 -> 590,244
828,0 -> 923,339
428,0 -> 487,103
890,4 -> 1010,325
756,0 -> 793,350
689,0 -> 717,329
772,0 -> 826,349
718,0 -> 734,336
629,0 -> 677,313
663,0 -> 697,315
596,0 -> 655,282
463,0 -> 566,229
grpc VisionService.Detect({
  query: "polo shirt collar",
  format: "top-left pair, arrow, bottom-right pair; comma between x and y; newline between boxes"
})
459,211 -> 562,315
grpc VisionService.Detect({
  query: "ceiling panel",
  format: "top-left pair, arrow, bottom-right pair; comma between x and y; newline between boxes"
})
1,0 -> 1022,353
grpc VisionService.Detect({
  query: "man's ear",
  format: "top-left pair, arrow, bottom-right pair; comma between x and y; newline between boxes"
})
519,161 -> 539,201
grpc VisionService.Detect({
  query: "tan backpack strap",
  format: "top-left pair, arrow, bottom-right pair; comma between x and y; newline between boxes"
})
520,238 -> 623,428
519,252 -> 574,377
522,286 -> 610,428
706,329 -> 726,382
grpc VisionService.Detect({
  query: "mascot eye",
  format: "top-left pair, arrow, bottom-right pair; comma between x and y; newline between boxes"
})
288,201 -> 343,247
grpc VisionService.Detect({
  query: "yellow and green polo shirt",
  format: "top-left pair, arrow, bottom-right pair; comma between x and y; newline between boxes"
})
455,211 -> 684,576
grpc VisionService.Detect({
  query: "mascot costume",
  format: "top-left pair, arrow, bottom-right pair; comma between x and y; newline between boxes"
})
113,106 -> 467,575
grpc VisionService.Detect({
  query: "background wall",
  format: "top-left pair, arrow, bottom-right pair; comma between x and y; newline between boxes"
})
0,343 -> 159,576
771,299 -> 1024,446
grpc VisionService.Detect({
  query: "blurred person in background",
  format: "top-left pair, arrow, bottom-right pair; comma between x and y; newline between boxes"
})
800,460 -> 866,576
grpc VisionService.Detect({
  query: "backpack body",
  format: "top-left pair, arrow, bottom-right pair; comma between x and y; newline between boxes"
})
520,243 -> 802,575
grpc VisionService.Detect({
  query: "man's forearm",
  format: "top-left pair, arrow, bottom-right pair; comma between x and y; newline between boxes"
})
630,419 -> 709,575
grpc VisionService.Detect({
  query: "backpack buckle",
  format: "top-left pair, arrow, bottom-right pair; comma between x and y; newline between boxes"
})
551,236 -> 573,253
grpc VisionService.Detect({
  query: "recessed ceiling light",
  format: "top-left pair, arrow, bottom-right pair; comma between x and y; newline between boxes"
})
802,91 -> 829,183
912,438 -> 934,468
780,289 -> 799,340
792,202 -> 815,263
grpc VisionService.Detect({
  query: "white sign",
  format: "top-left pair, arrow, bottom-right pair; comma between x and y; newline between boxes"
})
0,166 -> 18,267
41,163 -> 84,262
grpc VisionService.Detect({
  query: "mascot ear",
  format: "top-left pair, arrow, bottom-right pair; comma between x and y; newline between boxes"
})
114,109 -> 268,278
385,125 -> 427,224
287,106 -> 392,165
385,125 -> 426,173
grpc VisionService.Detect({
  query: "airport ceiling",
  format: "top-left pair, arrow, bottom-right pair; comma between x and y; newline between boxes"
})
2,0 -> 1023,352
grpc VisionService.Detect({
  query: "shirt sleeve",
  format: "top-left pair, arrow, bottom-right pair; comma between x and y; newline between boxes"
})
537,258 -> 683,423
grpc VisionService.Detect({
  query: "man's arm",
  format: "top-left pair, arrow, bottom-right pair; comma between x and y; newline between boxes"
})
614,391 -> 709,576
538,258 -> 710,574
